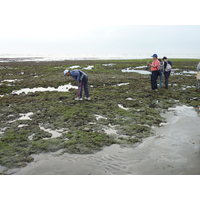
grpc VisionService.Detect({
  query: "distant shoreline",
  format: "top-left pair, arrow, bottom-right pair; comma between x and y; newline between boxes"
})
0,54 -> 200,62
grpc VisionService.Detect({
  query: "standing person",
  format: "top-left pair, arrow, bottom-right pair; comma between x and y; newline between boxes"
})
196,62 -> 200,92
64,69 -> 90,100
163,56 -> 172,89
158,59 -> 164,88
147,54 -> 160,91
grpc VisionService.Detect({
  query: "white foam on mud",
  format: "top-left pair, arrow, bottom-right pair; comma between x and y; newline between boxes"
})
28,134 -> 34,140
0,127 -> 7,138
182,71 -> 197,74
135,66 -> 147,69
84,66 -> 94,70
172,71 -> 197,76
102,63 -> 116,66
40,126 -> 63,140
1,79 -> 22,83
118,104 -> 129,110
19,112 -> 33,120
0,83 -> 14,86
8,112 -> 33,123
94,114 -> 107,120
12,84 -> 78,95
69,65 -> 80,69
104,127 -> 118,135
18,124 -> 29,128
126,98 -> 133,100
117,82 -> 129,86
168,84 -> 178,86
122,68 -> 151,75
182,85 -> 196,90
103,124 -> 129,139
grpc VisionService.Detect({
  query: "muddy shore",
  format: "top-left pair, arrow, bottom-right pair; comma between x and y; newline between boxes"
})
0,58 -> 200,174
6,105 -> 200,175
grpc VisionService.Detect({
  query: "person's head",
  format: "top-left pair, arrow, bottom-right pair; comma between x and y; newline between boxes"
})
163,56 -> 167,61
64,70 -> 70,76
158,59 -> 162,62
151,54 -> 158,60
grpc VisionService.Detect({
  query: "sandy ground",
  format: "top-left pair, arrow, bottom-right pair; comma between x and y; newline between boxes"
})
7,105 -> 200,175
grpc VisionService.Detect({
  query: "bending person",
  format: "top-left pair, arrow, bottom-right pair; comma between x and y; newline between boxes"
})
64,69 -> 90,100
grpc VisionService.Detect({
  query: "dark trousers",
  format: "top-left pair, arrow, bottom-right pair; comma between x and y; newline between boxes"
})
164,71 -> 171,88
78,76 -> 89,98
151,71 -> 159,90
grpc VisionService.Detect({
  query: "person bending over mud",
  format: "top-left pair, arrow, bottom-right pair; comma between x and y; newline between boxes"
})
64,69 -> 90,101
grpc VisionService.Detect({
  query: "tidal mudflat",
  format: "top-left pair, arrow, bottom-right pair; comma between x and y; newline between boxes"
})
0,59 -> 200,174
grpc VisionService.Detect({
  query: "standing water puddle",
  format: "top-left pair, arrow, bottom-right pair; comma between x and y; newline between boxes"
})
40,127 -> 65,140
122,68 -> 151,75
12,84 -> 78,95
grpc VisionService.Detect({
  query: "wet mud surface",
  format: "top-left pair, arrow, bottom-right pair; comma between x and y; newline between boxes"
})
6,105 -> 200,175
0,59 -> 200,174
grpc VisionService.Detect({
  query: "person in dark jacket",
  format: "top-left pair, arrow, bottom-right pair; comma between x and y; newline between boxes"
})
158,59 -> 164,88
163,56 -> 172,89
64,69 -> 90,100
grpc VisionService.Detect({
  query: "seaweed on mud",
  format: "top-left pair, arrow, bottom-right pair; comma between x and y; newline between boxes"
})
0,58 -> 200,171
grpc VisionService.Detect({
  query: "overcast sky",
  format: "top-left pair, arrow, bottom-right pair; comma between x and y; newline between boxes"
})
1,0 -> 200,55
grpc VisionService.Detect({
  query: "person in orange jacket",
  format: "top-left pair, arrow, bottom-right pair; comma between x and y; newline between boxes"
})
147,54 -> 160,91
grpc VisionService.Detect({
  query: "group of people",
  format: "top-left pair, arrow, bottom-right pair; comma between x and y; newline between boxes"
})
147,54 -> 172,91
63,53 -> 174,100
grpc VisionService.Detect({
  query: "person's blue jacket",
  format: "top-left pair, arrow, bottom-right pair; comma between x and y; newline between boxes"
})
69,70 -> 87,83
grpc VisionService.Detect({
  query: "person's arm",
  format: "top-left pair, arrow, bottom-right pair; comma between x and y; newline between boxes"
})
148,61 -> 158,68
70,70 -> 80,82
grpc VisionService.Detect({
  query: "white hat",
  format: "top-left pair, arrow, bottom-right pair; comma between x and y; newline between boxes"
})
64,70 -> 69,76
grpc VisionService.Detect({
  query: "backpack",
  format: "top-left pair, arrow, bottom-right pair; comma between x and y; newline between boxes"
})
159,62 -> 164,73
165,61 -> 172,72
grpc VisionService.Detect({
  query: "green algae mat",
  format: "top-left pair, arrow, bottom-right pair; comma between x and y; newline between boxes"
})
0,59 -> 200,171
